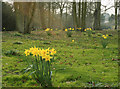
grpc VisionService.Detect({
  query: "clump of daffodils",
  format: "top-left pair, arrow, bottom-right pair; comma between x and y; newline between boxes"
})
102,34 -> 108,39
77,28 -> 82,31
45,28 -> 53,31
24,47 -> 56,86
24,47 -> 56,61
101,34 -> 109,48
84,28 -> 92,37
64,28 -> 75,31
84,28 -> 92,31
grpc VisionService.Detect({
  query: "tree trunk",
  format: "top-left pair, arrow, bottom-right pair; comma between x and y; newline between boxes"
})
48,2 -> 51,28
24,3 -> 36,34
73,0 -> 77,29
66,3 -> 68,23
78,0 -> 81,27
93,1 -> 101,30
81,1 -> 87,31
39,2 -> 46,30
14,2 -> 24,33
115,2 -> 118,29
117,1 -> 120,29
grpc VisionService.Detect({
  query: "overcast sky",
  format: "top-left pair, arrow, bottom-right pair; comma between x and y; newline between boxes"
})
3,0 -> 116,15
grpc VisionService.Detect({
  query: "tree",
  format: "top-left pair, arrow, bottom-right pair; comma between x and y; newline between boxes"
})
115,1 -> 118,29
78,0 -> 81,27
2,2 -> 16,31
93,1 -> 101,30
118,1 -> 120,29
14,2 -> 36,34
81,0 -> 87,31
73,0 -> 77,29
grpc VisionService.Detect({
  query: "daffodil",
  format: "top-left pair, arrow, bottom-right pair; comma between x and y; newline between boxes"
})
45,28 -> 50,31
38,48 -> 42,56
102,35 -> 105,37
32,48 -> 39,56
72,28 -> 74,30
45,55 -> 52,61
72,40 -> 74,43
84,29 -> 86,31
69,28 -> 72,30
87,28 -> 89,30
41,49 -> 49,59
51,29 -> 53,31
50,48 -> 56,55
65,29 -> 68,31
24,49 -> 30,56
103,36 -> 107,39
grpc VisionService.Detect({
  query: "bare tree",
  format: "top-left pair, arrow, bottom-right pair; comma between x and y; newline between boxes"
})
118,1 -> 120,29
14,2 -> 36,34
73,0 -> 77,29
81,0 -> 87,31
93,1 -> 101,30
78,0 -> 81,27
115,1 -> 118,29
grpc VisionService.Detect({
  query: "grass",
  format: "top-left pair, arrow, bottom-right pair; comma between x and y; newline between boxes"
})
2,29 -> 119,87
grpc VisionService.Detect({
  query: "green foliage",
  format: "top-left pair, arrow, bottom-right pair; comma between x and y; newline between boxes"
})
66,31 -> 72,37
101,39 -> 108,48
46,32 -> 52,36
92,31 -> 96,34
5,50 -> 20,56
83,32 -> 87,35
13,41 -> 23,44
14,33 -> 22,37
97,33 -> 103,36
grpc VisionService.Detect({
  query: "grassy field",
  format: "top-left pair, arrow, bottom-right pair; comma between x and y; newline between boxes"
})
2,29 -> 119,87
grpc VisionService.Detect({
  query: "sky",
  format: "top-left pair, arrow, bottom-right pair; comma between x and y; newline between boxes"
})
2,0 -> 116,15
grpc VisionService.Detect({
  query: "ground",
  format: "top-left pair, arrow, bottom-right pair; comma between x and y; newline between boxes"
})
2,29 -> 119,87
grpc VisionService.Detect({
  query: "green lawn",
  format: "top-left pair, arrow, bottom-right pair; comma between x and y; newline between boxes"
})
2,30 -> 119,87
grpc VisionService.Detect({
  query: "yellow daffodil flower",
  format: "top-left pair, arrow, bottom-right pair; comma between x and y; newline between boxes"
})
45,55 -> 52,61
102,35 -> 105,37
72,28 -> 74,30
24,49 -> 30,56
41,49 -> 49,59
72,40 -> 74,43
50,48 -> 56,55
65,29 -> 68,31
103,36 -> 107,39
45,28 -> 50,31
